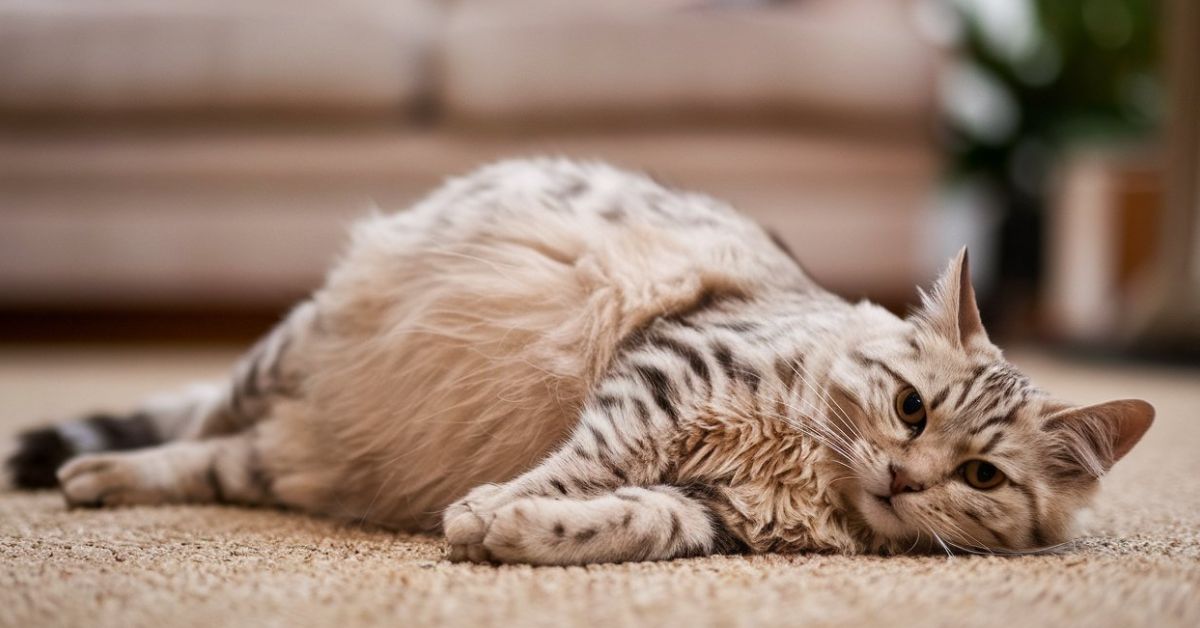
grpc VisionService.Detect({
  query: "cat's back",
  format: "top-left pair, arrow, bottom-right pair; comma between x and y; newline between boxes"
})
371,157 -> 790,258
324,157 -> 811,371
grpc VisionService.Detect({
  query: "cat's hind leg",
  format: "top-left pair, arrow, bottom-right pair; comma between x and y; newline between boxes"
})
448,485 -> 745,565
57,430 -> 273,508
187,299 -> 321,438
5,300 -> 319,490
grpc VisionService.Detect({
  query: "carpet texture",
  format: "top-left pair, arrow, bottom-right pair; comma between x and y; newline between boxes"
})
1,347 -> 1197,627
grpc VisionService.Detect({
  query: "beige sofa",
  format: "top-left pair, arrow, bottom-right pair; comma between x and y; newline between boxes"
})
0,0 -> 943,314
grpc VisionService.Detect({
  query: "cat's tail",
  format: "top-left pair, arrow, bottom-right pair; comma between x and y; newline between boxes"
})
2,382 -> 223,490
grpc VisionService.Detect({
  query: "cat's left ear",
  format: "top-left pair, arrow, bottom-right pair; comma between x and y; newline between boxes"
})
1044,399 -> 1155,478
912,247 -> 989,349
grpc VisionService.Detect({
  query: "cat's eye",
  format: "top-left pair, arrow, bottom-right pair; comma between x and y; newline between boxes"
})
960,460 -> 1006,490
894,386 -> 926,434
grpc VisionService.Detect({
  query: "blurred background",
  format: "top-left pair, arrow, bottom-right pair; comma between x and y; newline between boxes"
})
0,0 -> 1196,360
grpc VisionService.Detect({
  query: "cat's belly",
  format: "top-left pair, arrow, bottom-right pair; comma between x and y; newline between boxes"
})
287,216 -> 733,529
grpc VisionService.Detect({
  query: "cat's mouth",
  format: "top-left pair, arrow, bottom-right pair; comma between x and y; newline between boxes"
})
857,490 -> 912,539
870,493 -> 904,520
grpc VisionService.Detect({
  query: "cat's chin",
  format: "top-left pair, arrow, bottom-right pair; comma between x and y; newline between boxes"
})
855,490 -> 913,540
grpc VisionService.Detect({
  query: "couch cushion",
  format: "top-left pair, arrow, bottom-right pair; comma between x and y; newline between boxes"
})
0,129 -> 935,307
442,0 -> 941,130
0,0 -> 440,113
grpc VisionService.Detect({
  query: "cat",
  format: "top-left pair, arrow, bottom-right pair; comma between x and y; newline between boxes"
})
3,158 -> 1153,565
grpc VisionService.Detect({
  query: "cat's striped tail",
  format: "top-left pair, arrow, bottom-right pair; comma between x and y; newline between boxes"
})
3,300 -> 317,491
5,413 -> 162,489
2,382 -> 224,490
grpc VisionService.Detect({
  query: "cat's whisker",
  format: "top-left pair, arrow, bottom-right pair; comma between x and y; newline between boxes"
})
931,531 -> 954,559
934,518 -> 995,556
784,363 -> 857,435
940,532 -> 1029,558
911,509 -> 1003,558
782,421 -> 859,466
772,395 -> 863,463
787,432 -> 858,470
806,453 -> 858,473
787,359 -> 869,445
785,417 -> 863,467
774,394 -> 860,453
774,402 -> 855,453
905,529 -> 923,554
938,538 -> 984,555
782,357 -> 868,446
957,530 -> 996,556
905,509 -> 956,559
820,474 -> 856,486
970,538 -> 1078,557
787,384 -> 870,467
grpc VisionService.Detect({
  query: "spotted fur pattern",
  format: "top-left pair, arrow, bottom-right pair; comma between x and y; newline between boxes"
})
3,158 -> 1154,565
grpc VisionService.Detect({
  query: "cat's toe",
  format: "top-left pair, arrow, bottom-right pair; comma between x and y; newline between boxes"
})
445,485 -> 517,562
443,484 -> 505,545
447,542 -> 494,563
57,454 -> 145,507
446,543 -> 470,562
444,500 -> 490,546
445,507 -> 497,564
480,500 -> 546,564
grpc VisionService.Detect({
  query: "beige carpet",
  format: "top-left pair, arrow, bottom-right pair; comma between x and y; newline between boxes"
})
1,346 -> 1198,628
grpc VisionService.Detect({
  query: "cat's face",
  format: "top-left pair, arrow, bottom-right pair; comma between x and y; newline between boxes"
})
820,250 -> 1153,553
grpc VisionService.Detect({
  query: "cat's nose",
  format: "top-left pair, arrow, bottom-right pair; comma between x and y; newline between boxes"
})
889,464 -> 925,495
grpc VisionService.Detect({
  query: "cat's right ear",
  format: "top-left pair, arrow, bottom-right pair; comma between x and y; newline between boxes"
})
1043,399 -> 1155,479
910,247 -> 990,350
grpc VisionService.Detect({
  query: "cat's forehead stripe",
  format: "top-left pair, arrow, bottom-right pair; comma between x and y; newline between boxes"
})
943,364 -> 1031,429
967,411 -> 1017,435
952,364 -> 990,409
851,352 -> 905,386
979,431 -> 1005,454
928,385 -> 952,410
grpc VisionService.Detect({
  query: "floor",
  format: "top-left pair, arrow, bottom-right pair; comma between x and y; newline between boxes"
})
0,346 -> 1198,628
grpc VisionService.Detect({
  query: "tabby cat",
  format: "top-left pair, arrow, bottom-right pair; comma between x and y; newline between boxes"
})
4,158 -> 1153,565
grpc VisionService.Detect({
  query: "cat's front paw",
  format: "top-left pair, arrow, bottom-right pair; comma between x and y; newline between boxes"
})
444,483 -> 505,563
445,497 -> 548,564
479,499 -> 551,564
479,497 -> 609,565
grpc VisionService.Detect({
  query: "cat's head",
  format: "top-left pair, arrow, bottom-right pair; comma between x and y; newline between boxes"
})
823,249 -> 1153,553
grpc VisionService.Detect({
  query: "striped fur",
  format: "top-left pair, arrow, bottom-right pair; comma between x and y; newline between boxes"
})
3,159 -> 1154,564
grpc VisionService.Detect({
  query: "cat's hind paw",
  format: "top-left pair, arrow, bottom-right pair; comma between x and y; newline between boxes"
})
57,453 -> 158,507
